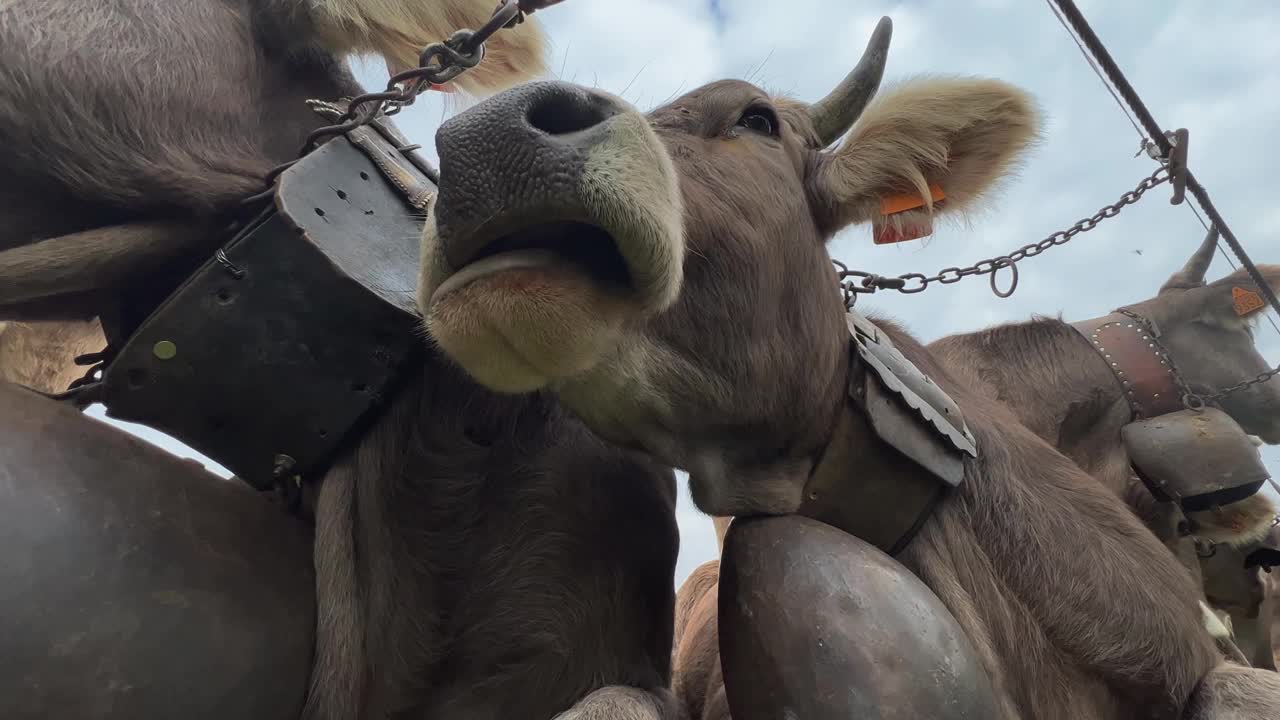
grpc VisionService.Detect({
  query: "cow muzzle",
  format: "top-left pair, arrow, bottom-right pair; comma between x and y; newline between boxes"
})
418,80 -> 683,393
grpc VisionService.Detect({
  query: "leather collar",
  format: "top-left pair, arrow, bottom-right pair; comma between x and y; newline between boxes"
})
1071,310 -> 1185,419
797,311 -> 977,556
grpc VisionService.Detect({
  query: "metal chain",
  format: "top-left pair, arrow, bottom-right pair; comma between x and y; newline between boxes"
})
1202,366 -> 1280,404
235,0 -> 526,209
834,166 -> 1170,306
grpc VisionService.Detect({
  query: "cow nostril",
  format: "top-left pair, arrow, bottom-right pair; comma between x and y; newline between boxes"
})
527,90 -> 618,136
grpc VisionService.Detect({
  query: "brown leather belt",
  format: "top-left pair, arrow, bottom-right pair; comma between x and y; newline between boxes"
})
1071,311 -> 1185,419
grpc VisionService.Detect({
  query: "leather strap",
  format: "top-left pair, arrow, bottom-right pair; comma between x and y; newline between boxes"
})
1071,312 -> 1184,419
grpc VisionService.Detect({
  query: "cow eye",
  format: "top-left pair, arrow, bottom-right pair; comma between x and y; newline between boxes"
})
736,106 -> 778,136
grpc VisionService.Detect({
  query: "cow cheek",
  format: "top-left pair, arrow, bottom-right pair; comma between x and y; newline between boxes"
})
426,269 -> 633,394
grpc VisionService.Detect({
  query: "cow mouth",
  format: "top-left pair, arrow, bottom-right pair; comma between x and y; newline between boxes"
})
431,220 -> 632,301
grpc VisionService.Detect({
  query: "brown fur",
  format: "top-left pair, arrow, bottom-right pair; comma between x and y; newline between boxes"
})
283,358 -> 684,720
671,562 -> 729,720
420,66 -> 1268,716
1184,663 -> 1280,720
0,318 -> 104,393
1273,571 -> 1280,667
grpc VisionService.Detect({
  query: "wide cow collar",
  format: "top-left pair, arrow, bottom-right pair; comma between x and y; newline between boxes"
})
86,112 -> 433,502
798,310 -> 978,556
1071,310 -> 1187,419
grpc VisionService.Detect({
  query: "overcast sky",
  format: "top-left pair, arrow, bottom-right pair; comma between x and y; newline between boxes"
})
92,0 -> 1279,587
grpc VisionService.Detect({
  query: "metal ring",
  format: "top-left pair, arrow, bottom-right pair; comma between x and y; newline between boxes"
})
897,273 -> 929,294
1182,393 -> 1207,411
989,258 -> 1019,298
1195,539 -> 1217,559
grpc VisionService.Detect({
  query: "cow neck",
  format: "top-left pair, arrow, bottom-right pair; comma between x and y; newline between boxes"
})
1070,310 -> 1187,420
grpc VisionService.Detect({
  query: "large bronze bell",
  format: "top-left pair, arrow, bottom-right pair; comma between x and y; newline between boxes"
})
718,515 -> 998,720
0,381 -> 315,720
1122,406 -> 1271,511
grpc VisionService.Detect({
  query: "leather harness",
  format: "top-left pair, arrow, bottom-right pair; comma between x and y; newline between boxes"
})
799,310 -> 978,556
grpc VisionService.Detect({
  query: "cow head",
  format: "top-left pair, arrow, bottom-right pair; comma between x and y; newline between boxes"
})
419,18 -> 1041,516
1127,230 -> 1280,443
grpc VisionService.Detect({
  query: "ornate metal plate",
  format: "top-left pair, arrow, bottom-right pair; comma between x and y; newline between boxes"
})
848,311 -> 977,455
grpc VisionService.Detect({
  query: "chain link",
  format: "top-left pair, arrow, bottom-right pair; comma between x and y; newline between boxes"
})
234,0 -> 526,210
1202,366 -> 1280,404
835,166 -> 1170,306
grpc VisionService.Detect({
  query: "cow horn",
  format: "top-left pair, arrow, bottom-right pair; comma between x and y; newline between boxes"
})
1161,225 -> 1219,291
807,16 -> 893,147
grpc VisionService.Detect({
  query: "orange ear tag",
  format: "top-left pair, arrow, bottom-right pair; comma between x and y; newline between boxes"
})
872,183 -> 946,245
1232,286 -> 1266,316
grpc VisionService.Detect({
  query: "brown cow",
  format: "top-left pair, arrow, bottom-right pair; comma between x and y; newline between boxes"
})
417,19 -> 1280,718
0,4 -> 689,720
1200,528 -> 1280,671
929,235 -> 1279,534
926,236 -> 1280,668
0,0 -> 544,322
706,240 -> 1280,669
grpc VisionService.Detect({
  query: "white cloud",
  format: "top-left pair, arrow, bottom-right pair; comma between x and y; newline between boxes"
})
93,0 -> 1279,588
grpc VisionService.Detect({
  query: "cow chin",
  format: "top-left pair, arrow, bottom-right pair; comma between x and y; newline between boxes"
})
425,257 -> 636,394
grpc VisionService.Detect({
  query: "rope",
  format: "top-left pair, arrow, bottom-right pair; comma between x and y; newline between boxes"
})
1043,0 -> 1147,143
1048,0 -> 1279,338
1048,0 -> 1280,324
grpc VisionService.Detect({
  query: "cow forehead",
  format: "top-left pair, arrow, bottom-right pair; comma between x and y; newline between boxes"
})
649,79 -> 773,131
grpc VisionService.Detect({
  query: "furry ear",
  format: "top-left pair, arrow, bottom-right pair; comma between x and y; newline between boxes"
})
809,76 -> 1041,235
1199,264 -> 1280,323
311,0 -> 549,96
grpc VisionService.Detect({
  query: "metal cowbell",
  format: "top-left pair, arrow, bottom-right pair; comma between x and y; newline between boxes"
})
718,515 -> 1000,720
1122,406 -> 1271,511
